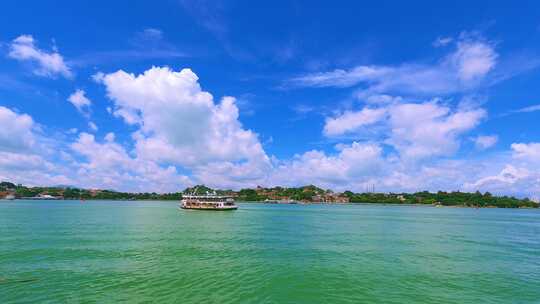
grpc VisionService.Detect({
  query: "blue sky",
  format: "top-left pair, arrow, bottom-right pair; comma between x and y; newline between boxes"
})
1,1 -> 540,196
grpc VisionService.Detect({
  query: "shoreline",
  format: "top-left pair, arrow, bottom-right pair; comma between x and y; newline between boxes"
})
5,199 -> 538,209
3,183 -> 537,209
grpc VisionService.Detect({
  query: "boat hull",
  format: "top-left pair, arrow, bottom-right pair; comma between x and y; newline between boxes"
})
180,205 -> 237,211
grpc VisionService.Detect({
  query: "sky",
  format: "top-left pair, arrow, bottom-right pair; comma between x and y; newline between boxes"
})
1,1 -> 540,197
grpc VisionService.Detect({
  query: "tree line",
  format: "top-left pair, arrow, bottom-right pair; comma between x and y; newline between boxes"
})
2,181 -> 537,208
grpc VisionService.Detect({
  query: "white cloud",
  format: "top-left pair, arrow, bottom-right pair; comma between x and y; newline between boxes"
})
4,55 -> 536,197
324,101 -> 486,160
324,107 -> 387,136
511,142 -> 540,163
512,104 -> 540,113
270,142 -> 384,189
192,159 -> 271,190
92,72 -> 105,83
71,132 -> 192,192
360,93 -> 403,105
138,28 -> 163,41
450,39 -> 497,82
0,106 -> 187,192
0,151 -> 52,171
98,67 -> 271,172
462,142 -> 540,196
433,36 -> 453,47
388,102 -> 486,159
71,133 -> 133,171
0,106 -> 35,152
290,66 -> 392,88
0,106 -> 72,187
104,132 -> 115,142
0,154 -> 73,188
474,135 -> 498,150
5,68 -> 273,192
8,35 -> 72,78
1,125 -> 192,192
289,36 -> 497,95
68,89 -> 92,115
1,103 -> 538,197
268,143 -> 484,193
464,165 -> 538,196
88,121 -> 98,132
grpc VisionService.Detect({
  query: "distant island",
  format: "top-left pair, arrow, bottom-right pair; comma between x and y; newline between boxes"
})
1,181 -> 537,208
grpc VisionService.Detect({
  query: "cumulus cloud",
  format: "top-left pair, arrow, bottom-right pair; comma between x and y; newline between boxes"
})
0,106 -> 72,186
281,32 -> 537,195
71,132 -> 191,192
269,138 -> 540,196
3,52 -> 534,196
474,135 -> 498,150
450,39 -> 497,82
464,165 -> 538,196
324,107 -> 387,136
288,36 -> 497,95
1,68 -> 273,192
0,106 -> 35,152
8,35 -> 72,78
98,67 -> 271,177
1,101 -> 537,196
0,107 -> 192,192
92,72 -> 105,83
324,101 -> 486,160
0,151 -> 53,171
461,142 -> 540,196
511,142 -> 540,163
269,142 -> 489,194
271,142 -> 384,189
387,103 -> 486,159
104,132 -> 115,142
0,154 -> 72,187
68,89 -> 92,115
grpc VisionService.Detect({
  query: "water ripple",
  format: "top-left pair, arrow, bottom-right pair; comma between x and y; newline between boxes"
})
1,201 -> 539,303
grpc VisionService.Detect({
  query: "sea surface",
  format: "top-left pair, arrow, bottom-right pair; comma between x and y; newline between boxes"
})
1,200 -> 539,304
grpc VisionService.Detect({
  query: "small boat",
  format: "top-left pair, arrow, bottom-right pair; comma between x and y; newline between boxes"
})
180,194 -> 237,211
278,199 -> 297,204
2,194 -> 15,200
21,194 -> 61,200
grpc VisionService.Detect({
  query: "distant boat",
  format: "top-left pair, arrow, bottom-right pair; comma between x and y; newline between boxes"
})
22,194 -> 61,200
2,194 -> 15,200
278,199 -> 297,204
180,194 -> 237,211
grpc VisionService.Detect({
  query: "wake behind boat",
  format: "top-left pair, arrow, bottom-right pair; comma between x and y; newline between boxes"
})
180,194 -> 237,211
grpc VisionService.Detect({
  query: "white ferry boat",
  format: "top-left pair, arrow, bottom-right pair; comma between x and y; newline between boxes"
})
180,194 -> 237,211
1,194 -> 15,200
22,194 -> 61,200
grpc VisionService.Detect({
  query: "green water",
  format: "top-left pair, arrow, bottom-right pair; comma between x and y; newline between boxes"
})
1,201 -> 539,303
